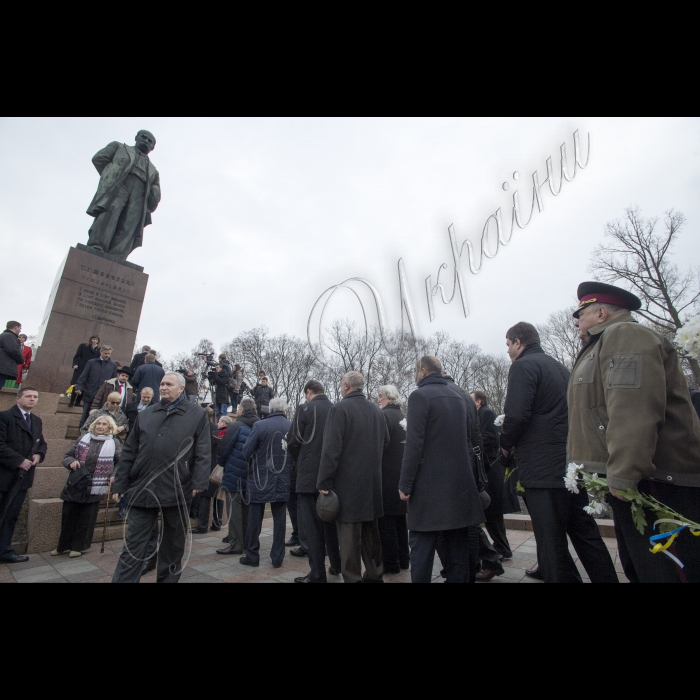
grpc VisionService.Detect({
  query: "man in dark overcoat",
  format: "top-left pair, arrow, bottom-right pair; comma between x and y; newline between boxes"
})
472,390 -> 520,564
86,131 -> 161,261
74,346 -> 118,428
501,322 -> 618,584
0,388 -> 47,563
317,372 -> 389,584
0,322 -> 26,387
130,346 -> 152,373
399,357 -> 485,584
111,373 -> 211,584
287,380 -> 341,584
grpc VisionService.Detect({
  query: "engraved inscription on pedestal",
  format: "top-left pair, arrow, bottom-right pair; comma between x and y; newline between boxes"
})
28,247 -> 149,394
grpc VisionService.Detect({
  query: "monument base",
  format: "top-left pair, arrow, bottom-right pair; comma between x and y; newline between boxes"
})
27,246 -> 149,394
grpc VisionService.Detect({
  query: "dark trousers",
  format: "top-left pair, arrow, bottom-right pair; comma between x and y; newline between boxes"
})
412,527 -> 476,583
0,489 -> 27,559
485,512 -> 513,559
377,514 -> 410,572
336,519 -> 383,584
230,393 -> 240,412
525,488 -> 618,584
112,506 -> 188,584
297,493 -> 341,582
245,502 -> 287,567
610,480 -> 700,584
198,496 -> 223,531
287,490 -> 300,543
478,527 -> 503,572
225,491 -> 248,551
57,501 -> 100,553
78,400 -> 95,429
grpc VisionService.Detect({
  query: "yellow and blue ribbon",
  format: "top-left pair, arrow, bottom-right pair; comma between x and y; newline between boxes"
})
649,520 -> 700,569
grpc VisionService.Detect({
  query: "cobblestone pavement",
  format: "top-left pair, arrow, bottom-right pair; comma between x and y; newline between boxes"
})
0,517 -> 627,584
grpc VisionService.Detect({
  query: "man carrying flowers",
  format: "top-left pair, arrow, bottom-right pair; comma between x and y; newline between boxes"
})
569,281 -> 700,583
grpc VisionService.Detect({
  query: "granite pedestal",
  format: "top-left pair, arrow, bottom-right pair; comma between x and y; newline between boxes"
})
27,245 -> 148,394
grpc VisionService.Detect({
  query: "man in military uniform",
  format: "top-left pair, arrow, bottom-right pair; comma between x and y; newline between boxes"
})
86,130 -> 161,261
569,282 -> 700,583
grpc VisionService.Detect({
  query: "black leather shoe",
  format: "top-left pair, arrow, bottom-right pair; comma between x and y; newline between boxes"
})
0,555 -> 29,564
328,567 -> 341,576
142,560 -> 157,575
210,525 -> 221,532
384,567 -> 401,575
191,528 -> 208,535
285,538 -> 300,547
295,576 -> 317,583
217,546 -> 243,556
290,548 -> 308,558
240,557 -> 259,568
525,566 -> 544,581
221,536 -> 231,544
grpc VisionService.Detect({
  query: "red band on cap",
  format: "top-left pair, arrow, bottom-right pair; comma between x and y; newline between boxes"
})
579,293 -> 629,309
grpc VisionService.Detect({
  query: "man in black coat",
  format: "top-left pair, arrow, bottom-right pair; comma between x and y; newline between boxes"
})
287,381 -> 341,584
317,372 -> 388,584
472,390 -> 520,565
130,346 -> 151,373
399,357 -> 485,584
69,337 -> 101,407
501,322 -> 617,584
0,388 -> 48,563
0,322 -> 25,387
691,389 -> 700,421
111,372 -> 211,584
74,346 -> 118,428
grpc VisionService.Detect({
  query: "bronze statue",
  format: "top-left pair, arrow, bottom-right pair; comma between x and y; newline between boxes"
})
86,130 -> 161,262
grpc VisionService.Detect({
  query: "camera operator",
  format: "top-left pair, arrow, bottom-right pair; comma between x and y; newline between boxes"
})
178,368 -> 199,404
212,364 -> 232,420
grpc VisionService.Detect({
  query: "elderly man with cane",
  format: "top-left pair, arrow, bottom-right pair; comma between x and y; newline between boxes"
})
0,388 -> 47,563
111,372 -> 211,583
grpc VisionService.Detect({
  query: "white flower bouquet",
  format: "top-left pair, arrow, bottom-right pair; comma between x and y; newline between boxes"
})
399,419 -> 407,431
675,315 -> 700,361
565,463 -> 700,568
494,415 -> 505,428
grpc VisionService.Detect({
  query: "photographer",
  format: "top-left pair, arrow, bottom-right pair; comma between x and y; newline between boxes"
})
180,369 -> 199,404
253,377 -> 275,419
212,364 -> 231,420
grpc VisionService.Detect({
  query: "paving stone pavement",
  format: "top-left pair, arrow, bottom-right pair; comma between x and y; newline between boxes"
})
0,516 -> 627,584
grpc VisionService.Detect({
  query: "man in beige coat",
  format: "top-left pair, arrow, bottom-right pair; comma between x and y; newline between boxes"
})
568,281 -> 700,583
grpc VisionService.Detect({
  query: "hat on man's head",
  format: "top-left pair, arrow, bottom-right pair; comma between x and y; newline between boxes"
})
573,282 -> 642,319
117,366 -> 133,377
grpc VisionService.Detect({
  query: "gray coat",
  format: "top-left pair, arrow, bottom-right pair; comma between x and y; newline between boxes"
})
112,397 -> 211,509
399,375 -> 485,532
317,391 -> 389,523
131,363 -> 166,402
0,330 -> 25,378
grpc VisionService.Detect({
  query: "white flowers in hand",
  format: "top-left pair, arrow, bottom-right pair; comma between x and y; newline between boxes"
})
565,463 -> 583,494
675,315 -> 700,361
494,415 -> 505,428
281,439 -> 288,453
399,419 -> 407,431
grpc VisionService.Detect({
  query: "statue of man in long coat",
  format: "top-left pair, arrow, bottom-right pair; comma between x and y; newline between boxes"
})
86,130 -> 161,262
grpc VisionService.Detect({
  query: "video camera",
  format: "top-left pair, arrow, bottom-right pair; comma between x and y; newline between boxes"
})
197,353 -> 218,369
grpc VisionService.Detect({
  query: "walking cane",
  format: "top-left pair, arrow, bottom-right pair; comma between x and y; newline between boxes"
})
100,481 -> 113,554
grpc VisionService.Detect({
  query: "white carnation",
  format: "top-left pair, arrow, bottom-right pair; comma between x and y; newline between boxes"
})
494,415 -> 505,428
281,439 -> 288,453
399,419 -> 407,431
564,463 -> 583,495
584,501 -> 609,517
675,315 -> 700,360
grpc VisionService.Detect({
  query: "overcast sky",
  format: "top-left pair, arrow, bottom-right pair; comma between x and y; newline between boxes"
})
1,117 -> 698,360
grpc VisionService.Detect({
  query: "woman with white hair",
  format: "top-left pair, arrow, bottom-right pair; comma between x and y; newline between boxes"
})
52,415 -> 121,559
377,385 -> 410,575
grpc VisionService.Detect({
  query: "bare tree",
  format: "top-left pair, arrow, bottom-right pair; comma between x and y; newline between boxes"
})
537,308 -> 580,371
590,207 -> 700,382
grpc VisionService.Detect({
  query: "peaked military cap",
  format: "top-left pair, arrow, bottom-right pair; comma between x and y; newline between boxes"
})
573,282 -> 642,319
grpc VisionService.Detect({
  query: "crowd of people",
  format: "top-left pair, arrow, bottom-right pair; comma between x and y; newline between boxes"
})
1,279 -> 700,584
